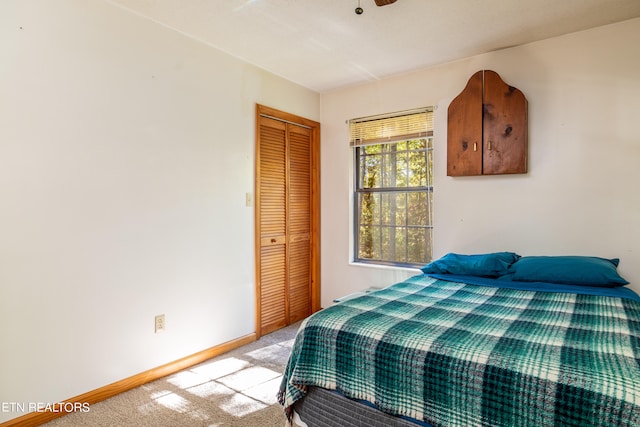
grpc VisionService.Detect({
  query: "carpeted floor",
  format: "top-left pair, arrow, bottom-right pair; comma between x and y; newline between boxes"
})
43,322 -> 301,426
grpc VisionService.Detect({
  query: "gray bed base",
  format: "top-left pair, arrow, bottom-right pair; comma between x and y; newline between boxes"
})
292,386 -> 429,427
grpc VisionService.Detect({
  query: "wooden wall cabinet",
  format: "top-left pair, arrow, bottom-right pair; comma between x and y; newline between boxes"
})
447,70 -> 528,176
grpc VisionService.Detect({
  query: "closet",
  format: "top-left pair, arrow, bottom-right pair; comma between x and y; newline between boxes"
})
255,105 -> 320,337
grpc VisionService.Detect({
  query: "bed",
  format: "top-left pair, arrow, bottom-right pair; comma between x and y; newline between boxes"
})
278,253 -> 640,426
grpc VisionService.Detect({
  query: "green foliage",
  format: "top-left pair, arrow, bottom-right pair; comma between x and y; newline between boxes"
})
356,138 -> 433,266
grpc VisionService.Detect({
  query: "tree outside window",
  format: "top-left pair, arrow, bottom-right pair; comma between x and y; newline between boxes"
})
351,108 -> 434,268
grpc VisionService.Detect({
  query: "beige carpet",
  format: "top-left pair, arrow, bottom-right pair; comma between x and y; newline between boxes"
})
43,323 -> 301,426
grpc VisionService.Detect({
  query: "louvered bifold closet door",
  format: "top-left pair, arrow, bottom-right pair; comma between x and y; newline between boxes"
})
287,124 -> 312,324
258,116 -> 287,334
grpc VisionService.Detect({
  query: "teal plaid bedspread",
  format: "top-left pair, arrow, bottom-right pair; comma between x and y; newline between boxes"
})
278,275 -> 640,426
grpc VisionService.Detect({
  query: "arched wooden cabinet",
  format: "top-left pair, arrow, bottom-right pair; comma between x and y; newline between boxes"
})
447,70 -> 528,176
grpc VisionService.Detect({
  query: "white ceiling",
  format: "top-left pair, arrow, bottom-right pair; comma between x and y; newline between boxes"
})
107,0 -> 640,92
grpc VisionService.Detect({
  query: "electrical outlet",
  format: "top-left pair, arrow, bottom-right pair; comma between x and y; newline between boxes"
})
154,314 -> 165,333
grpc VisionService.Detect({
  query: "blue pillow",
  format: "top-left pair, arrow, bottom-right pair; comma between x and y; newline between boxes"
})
508,256 -> 629,287
421,252 -> 520,277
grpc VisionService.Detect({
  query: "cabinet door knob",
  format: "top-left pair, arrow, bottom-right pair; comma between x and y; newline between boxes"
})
271,238 -> 277,243
473,142 -> 477,152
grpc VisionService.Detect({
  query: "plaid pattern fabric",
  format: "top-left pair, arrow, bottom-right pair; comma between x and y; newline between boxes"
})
278,275 -> 640,427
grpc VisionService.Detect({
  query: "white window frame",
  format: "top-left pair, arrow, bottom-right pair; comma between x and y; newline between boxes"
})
350,107 -> 434,268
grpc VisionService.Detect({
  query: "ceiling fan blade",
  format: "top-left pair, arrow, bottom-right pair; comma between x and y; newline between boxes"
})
374,0 -> 397,6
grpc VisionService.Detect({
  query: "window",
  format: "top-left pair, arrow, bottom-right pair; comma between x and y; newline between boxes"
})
350,108 -> 434,267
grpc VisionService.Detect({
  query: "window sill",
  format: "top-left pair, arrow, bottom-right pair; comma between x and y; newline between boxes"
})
348,261 -> 422,274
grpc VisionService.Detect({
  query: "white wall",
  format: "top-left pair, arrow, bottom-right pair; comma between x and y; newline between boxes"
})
0,0 -> 318,422
320,18 -> 640,307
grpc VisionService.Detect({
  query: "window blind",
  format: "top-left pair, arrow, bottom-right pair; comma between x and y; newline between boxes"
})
349,107 -> 434,147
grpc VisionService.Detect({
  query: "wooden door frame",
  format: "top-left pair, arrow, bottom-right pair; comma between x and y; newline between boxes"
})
254,104 -> 321,338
